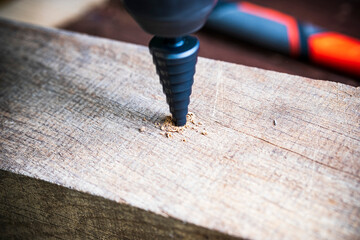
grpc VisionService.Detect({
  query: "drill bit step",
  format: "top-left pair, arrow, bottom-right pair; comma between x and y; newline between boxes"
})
149,36 -> 199,126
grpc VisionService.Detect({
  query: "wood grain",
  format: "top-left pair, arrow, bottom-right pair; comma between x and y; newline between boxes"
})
0,170 -> 238,240
0,18 -> 359,239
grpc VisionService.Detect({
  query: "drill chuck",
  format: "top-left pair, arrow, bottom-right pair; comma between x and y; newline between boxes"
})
149,36 -> 199,126
124,0 -> 217,37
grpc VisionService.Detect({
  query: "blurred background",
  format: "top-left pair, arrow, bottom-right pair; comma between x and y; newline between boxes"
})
0,0 -> 359,86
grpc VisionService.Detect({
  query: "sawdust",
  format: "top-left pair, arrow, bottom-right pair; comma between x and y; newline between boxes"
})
156,112 -> 207,141
201,130 -> 208,136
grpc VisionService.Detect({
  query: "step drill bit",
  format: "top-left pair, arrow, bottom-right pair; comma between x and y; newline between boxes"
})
123,0 -> 217,126
149,36 -> 199,126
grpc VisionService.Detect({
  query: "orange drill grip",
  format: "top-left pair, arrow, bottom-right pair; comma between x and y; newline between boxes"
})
308,33 -> 360,76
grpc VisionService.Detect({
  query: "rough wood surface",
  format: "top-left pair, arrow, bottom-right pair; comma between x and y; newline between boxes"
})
0,170 -> 237,240
0,18 -> 359,240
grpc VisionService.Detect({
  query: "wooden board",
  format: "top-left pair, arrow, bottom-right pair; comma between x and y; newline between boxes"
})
0,170 -> 237,239
0,0 -> 106,27
0,18 -> 359,239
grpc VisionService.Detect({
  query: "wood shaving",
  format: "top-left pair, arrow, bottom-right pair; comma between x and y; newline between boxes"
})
155,112 -> 208,141
160,116 -> 186,133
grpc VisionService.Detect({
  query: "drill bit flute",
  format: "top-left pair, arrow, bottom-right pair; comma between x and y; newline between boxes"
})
124,0 -> 217,126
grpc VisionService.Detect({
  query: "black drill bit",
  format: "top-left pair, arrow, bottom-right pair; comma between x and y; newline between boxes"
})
149,36 -> 199,126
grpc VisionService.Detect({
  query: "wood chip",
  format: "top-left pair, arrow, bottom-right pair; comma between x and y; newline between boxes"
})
201,130 -> 208,136
139,126 -> 146,132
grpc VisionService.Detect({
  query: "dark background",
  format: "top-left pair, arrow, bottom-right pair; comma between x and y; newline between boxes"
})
63,0 -> 360,86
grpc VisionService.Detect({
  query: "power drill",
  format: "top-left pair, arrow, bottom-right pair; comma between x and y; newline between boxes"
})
123,0 -> 217,126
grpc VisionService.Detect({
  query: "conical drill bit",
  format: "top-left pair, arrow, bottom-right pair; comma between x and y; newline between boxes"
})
149,36 -> 199,126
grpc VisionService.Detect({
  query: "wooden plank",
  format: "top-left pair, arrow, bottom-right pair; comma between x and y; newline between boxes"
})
0,0 -> 106,27
0,18 -> 359,239
0,170 -> 237,239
